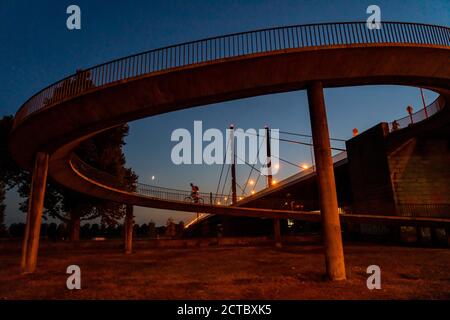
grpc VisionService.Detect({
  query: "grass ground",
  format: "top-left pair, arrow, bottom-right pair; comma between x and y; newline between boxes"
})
0,239 -> 449,299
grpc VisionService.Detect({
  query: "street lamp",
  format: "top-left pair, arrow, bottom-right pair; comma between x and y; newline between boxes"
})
407,105 -> 414,124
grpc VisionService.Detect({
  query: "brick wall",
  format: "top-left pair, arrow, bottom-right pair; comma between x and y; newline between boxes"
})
346,119 -> 450,217
388,137 -> 450,217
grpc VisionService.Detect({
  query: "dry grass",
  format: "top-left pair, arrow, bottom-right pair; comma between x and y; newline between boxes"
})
0,240 -> 449,299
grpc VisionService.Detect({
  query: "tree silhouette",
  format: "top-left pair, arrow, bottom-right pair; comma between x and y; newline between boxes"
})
165,217 -> 177,238
90,224 -> 100,237
139,223 -> 149,237
0,116 -> 21,184
8,223 -> 25,237
148,221 -> 157,238
62,123 -> 138,240
1,115 -> 65,227
46,71 -> 138,239
1,69 -> 138,241
47,222 -> 58,240
0,115 -> 18,234
176,221 -> 185,238
56,223 -> 67,240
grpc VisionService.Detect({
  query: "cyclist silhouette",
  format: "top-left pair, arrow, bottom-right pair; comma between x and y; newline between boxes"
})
190,183 -> 200,203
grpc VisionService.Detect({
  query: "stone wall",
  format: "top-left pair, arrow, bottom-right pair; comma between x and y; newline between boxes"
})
388,137 -> 450,217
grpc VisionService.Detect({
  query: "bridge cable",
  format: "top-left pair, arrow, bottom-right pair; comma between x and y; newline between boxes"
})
234,154 -> 267,197
270,154 -> 301,169
277,130 -> 347,142
235,181 -> 246,194
224,185 -> 232,205
278,137 -> 346,152
235,154 -> 262,174
242,130 -> 345,151
214,135 -> 232,202
220,164 -> 231,201
241,131 -> 265,196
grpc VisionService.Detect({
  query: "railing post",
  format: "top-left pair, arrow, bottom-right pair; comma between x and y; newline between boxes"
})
420,88 -> 428,118
407,105 -> 414,124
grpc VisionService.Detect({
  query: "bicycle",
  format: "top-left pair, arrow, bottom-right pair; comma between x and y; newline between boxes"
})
184,194 -> 204,204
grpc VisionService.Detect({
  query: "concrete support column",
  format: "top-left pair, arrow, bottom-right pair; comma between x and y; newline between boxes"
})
124,204 -> 134,254
307,81 -> 346,281
273,218 -> 282,248
21,152 -> 49,274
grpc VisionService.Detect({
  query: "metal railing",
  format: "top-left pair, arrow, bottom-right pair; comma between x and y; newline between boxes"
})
71,147 -> 450,217
389,95 -> 446,132
397,204 -> 450,218
71,155 -> 230,205
136,183 -> 230,205
14,21 -> 450,127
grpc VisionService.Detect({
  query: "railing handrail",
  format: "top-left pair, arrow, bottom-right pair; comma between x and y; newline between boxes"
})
71,154 -> 229,204
388,95 -> 446,131
136,182 -> 226,199
56,20 -> 450,71
13,21 -> 450,128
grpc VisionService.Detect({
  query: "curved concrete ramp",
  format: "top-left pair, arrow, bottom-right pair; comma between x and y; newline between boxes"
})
10,22 -> 450,276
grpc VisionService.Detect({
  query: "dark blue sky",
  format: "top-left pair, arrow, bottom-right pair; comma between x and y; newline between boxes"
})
1,0 -> 449,225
